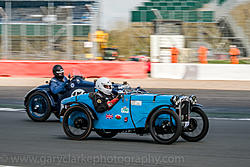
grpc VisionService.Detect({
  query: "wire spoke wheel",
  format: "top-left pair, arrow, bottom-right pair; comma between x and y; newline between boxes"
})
26,92 -> 51,122
149,108 -> 182,144
181,107 -> 209,142
63,106 -> 92,140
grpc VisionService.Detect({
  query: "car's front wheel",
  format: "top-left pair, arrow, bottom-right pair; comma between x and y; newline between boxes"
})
149,108 -> 182,144
63,106 -> 92,140
181,107 -> 209,142
26,92 -> 52,122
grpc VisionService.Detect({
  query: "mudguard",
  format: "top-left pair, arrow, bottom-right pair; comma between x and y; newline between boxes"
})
144,105 -> 173,128
192,103 -> 203,109
64,101 -> 98,120
24,88 -> 56,108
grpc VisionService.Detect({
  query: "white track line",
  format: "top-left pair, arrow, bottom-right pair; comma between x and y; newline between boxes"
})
208,117 -> 250,121
0,108 -> 25,112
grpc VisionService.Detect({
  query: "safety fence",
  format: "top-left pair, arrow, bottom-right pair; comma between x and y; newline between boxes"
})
0,60 -> 148,79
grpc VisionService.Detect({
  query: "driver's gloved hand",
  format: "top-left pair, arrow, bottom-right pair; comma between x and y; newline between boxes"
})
64,81 -> 71,90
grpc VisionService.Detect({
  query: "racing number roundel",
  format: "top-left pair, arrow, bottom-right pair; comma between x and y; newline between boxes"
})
71,89 -> 86,97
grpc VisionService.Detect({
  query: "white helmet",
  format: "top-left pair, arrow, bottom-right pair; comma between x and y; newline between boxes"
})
95,77 -> 112,95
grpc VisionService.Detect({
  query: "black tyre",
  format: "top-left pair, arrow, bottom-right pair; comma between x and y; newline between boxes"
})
95,129 -> 118,138
26,92 -> 52,122
63,106 -> 92,140
181,107 -> 209,142
149,108 -> 182,144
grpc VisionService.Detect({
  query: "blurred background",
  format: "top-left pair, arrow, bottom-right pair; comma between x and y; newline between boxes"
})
0,0 -> 250,64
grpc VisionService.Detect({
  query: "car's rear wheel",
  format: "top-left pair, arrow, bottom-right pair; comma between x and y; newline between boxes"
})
95,129 -> 118,138
63,106 -> 92,140
181,107 -> 209,142
149,108 -> 182,144
26,92 -> 51,122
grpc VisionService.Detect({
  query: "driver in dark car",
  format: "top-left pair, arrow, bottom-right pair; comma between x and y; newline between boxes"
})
50,65 -> 68,95
89,77 -> 121,113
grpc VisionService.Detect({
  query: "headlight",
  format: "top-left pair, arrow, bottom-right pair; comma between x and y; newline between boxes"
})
171,95 -> 180,106
189,95 -> 197,104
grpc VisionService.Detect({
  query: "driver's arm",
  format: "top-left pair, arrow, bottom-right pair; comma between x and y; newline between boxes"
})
50,79 -> 66,94
107,96 -> 120,108
93,96 -> 120,113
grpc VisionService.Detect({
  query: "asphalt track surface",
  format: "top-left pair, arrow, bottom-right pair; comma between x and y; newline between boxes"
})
0,87 -> 250,167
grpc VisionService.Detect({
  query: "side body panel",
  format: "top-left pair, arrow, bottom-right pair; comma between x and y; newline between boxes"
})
62,78 -> 95,98
130,94 -> 174,128
91,95 -> 135,130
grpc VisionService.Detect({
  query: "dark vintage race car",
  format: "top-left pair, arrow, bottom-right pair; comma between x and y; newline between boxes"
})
60,88 -> 209,144
24,74 -> 132,122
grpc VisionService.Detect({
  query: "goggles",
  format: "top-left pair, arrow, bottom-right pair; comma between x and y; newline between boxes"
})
56,69 -> 64,74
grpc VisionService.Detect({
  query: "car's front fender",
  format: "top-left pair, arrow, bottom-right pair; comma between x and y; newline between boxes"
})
192,103 -> 203,109
144,104 -> 174,129
24,88 -> 56,108
62,102 -> 98,120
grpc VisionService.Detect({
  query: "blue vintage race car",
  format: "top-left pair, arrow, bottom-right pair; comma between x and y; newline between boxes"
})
60,88 -> 209,144
24,74 -> 132,122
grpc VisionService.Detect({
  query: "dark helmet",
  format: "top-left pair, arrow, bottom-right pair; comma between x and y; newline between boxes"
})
53,65 -> 64,80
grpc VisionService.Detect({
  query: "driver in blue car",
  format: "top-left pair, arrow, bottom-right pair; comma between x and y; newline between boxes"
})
50,65 -> 68,95
89,77 -> 121,113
